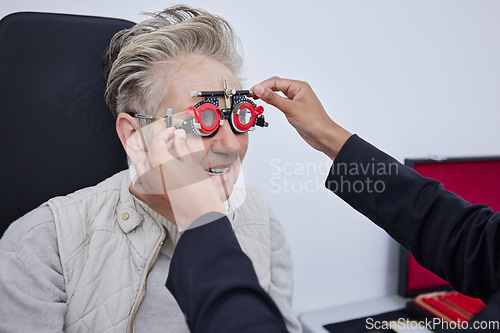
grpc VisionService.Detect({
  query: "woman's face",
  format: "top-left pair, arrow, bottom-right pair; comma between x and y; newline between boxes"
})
152,56 -> 248,201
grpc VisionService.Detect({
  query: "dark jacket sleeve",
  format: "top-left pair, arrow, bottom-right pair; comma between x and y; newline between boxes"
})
166,214 -> 289,333
327,135 -> 500,302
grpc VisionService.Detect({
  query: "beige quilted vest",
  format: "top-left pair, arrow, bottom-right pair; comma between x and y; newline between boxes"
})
46,171 -> 272,332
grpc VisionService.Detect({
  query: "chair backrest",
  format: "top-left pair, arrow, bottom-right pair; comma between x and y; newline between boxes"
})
0,12 -> 135,234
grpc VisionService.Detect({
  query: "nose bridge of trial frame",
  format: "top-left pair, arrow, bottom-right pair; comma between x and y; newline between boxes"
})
190,76 -> 253,113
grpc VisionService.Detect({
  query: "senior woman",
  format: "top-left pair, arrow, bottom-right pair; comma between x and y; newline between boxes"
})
0,5 -> 300,332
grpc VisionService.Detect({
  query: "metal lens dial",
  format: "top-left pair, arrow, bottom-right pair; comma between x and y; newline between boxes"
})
232,101 -> 256,133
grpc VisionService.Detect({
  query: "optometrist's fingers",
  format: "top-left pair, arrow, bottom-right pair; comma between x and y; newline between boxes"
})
252,76 -> 352,159
251,77 -> 330,131
251,77 -> 301,111
254,76 -> 306,99
252,77 -> 328,130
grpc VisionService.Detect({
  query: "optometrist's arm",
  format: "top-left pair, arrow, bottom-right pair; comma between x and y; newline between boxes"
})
252,77 -> 352,160
166,214 -> 289,333
252,76 -> 500,305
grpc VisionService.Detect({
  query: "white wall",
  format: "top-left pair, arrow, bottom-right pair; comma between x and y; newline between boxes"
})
3,0 -> 500,316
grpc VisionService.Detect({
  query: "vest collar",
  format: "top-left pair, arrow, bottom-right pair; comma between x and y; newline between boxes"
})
115,168 -> 182,257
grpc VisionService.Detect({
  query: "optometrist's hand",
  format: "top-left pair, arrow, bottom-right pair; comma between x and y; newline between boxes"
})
128,126 -> 226,230
252,77 -> 351,160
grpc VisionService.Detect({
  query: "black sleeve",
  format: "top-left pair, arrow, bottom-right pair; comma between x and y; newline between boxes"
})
166,214 -> 289,333
327,135 -> 500,302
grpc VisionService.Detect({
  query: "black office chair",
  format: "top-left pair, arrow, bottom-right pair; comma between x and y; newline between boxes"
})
0,12 -> 135,235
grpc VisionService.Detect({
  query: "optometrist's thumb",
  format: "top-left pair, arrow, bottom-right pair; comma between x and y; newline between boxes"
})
252,84 -> 294,113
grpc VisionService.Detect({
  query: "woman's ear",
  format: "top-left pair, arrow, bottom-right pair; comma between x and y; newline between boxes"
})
116,113 -> 146,163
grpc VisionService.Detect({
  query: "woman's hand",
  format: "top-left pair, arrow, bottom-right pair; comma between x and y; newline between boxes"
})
128,125 -> 225,230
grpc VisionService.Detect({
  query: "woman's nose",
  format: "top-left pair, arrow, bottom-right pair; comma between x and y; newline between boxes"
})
209,121 -> 241,155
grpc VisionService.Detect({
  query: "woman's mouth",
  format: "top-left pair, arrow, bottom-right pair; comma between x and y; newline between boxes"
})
205,167 -> 230,176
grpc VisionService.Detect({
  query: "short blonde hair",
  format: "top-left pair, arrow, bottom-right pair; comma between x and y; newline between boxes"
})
103,5 -> 243,118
